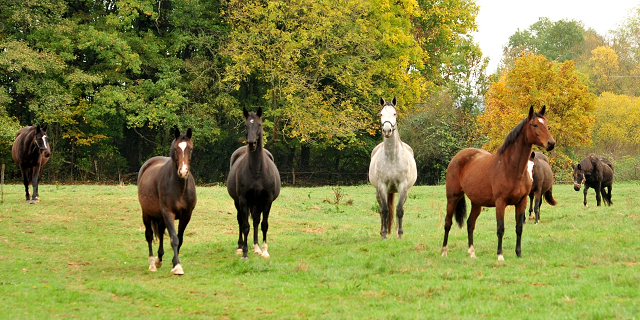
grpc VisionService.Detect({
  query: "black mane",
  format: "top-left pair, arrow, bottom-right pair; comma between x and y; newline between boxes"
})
496,113 -> 543,153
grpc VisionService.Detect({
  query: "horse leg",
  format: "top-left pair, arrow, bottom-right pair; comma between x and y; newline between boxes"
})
237,200 -> 250,259
156,221 -> 165,269
31,165 -> 41,203
259,202 -> 272,258
162,212 -> 183,275
583,185 -> 589,208
143,216 -> 157,272
177,212 -> 191,252
466,203 -> 482,259
441,195 -> 461,257
376,188 -> 389,239
534,191 -> 542,224
606,185 -> 613,205
594,182 -> 602,207
234,200 -> 244,255
396,188 -> 408,239
495,200 -> 507,261
527,193 -> 534,222
21,169 -> 31,203
515,198 -> 527,258
251,205 -> 263,255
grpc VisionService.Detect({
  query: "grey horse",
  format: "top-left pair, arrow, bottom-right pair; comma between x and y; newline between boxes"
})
369,97 -> 417,239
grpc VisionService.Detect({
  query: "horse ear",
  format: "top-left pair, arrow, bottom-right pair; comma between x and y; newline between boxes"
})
41,124 -> 47,132
186,128 -> 192,139
577,164 -> 582,170
243,107 -> 249,119
173,126 -> 180,139
392,96 -> 397,106
527,106 -> 534,120
379,97 -> 385,106
530,151 -> 535,160
539,105 -> 546,116
257,106 -> 262,118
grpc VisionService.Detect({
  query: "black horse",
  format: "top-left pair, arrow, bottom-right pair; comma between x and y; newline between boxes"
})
138,128 -> 196,275
527,151 -> 557,224
572,154 -> 614,207
227,107 -> 281,260
12,125 -> 51,204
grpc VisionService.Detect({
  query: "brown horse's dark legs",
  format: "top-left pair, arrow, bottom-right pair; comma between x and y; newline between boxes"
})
441,197 -> 457,256
251,205 -> 262,254
237,202 -> 250,259
583,185 -> 589,207
594,182 -> 602,206
177,214 -> 191,251
21,170 -> 30,202
495,203 -> 506,260
163,213 -> 183,274
515,199 -> 527,258
157,222 -> 166,264
527,194 -> 534,221
534,195 -> 542,224
466,204 -> 482,258
260,203 -> 272,258
31,166 -> 41,202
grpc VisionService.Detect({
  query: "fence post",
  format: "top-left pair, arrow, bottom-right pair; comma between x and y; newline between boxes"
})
1,163 -> 4,204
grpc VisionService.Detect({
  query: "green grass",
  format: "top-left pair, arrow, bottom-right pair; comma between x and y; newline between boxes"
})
1,182 -> 639,319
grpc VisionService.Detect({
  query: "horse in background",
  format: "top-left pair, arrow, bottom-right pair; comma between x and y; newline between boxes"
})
572,154 -> 614,207
527,151 -> 557,224
227,107 -> 281,259
369,97 -> 417,239
138,128 -> 196,275
441,106 -> 555,261
12,125 -> 51,204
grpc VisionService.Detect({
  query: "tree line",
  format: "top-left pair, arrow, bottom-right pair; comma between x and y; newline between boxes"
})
1,0 -> 638,185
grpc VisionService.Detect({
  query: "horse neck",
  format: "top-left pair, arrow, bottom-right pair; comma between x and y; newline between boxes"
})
382,130 -> 402,159
500,133 -> 533,178
247,133 -> 264,175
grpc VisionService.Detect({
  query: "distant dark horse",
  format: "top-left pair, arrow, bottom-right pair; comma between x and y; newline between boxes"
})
138,128 -> 196,275
441,106 -> 555,260
572,154 -> 614,207
527,151 -> 557,224
227,107 -> 281,259
12,125 -> 51,204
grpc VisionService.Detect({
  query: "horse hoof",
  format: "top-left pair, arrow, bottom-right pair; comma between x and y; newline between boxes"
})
468,246 -> 476,259
154,257 -> 162,268
261,251 -> 270,259
253,244 -> 263,255
241,256 -> 248,261
28,200 -> 37,204
236,248 -> 243,255
497,254 -> 505,261
441,246 -> 448,257
171,264 -> 184,275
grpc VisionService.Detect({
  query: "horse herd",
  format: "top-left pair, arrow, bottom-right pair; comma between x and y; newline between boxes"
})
11,98 -> 615,275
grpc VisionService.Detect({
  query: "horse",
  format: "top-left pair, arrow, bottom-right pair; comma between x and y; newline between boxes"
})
12,125 -> 51,204
527,151 -> 557,224
572,154 -> 614,207
441,106 -> 555,261
137,128 -> 196,275
369,97 -> 417,239
227,107 -> 281,260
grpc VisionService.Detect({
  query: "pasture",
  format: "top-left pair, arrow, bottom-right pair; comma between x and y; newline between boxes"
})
0,182 -> 639,319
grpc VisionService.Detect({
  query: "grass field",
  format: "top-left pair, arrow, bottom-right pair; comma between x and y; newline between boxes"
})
0,181 -> 639,319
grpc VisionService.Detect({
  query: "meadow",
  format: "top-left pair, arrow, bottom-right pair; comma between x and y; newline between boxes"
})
0,181 -> 639,319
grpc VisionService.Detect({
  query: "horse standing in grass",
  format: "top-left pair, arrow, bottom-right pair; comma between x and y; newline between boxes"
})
572,154 -> 614,207
369,97 -> 417,239
441,106 -> 555,261
227,107 -> 281,259
527,151 -> 557,224
12,125 -> 51,204
138,128 -> 196,275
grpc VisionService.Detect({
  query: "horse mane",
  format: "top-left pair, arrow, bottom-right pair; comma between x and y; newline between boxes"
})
496,113 -> 543,154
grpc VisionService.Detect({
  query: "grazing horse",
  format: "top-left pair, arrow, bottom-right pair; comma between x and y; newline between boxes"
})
441,106 -> 555,261
12,125 -> 51,204
369,97 -> 417,239
527,151 -> 557,224
572,154 -> 614,207
227,107 -> 281,259
138,128 -> 196,275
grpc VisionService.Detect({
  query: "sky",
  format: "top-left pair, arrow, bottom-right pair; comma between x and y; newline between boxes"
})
473,0 -> 639,74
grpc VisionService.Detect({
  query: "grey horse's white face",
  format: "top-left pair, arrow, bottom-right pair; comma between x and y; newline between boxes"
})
380,105 -> 397,138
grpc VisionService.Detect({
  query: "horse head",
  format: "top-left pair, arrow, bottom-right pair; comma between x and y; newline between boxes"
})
171,127 -> 193,179
379,97 -> 397,138
572,163 -> 586,191
524,106 -> 555,151
243,107 -> 263,152
35,125 -> 51,159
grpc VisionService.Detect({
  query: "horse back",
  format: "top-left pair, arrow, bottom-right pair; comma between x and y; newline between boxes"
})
227,148 -> 280,203
531,156 -> 553,194
12,126 -> 35,166
446,148 -> 492,199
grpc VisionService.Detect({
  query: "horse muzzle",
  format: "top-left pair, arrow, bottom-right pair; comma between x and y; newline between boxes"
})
545,140 -> 555,151
573,183 -> 581,191
382,122 -> 394,137
43,150 -> 51,158
247,141 -> 257,151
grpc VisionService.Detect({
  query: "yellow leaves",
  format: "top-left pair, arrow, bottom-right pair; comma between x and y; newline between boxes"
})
591,92 -> 640,154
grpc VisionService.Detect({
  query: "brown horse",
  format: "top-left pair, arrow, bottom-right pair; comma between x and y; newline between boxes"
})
227,107 -> 281,260
572,154 -> 614,207
138,128 -> 196,275
12,125 -> 51,204
527,151 -> 557,224
441,106 -> 555,261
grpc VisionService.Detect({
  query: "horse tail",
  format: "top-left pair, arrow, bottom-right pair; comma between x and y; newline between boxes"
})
543,188 -> 557,206
454,194 -> 467,228
387,193 -> 395,232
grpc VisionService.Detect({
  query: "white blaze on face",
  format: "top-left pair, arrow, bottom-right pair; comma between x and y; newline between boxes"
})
527,160 -> 535,181
42,135 -> 49,149
178,142 -> 188,177
538,118 -> 545,125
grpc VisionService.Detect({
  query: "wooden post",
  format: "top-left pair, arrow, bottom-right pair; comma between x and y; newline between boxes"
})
1,163 -> 4,204
292,167 -> 296,185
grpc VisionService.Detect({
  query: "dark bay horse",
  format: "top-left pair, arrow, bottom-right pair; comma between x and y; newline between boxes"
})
441,106 -> 555,261
12,125 -> 51,204
138,128 -> 196,275
572,154 -> 614,207
527,151 -> 557,224
369,97 -> 417,239
227,107 -> 281,259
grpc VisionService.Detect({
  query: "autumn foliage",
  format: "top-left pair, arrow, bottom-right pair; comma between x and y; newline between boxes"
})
480,54 -> 596,172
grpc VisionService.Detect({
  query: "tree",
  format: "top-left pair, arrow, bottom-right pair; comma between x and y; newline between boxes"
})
590,92 -> 640,156
506,17 -> 586,63
481,54 -> 596,176
587,46 -> 621,95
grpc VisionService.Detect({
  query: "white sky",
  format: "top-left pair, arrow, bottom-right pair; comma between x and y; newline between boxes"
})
473,0 -> 639,73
